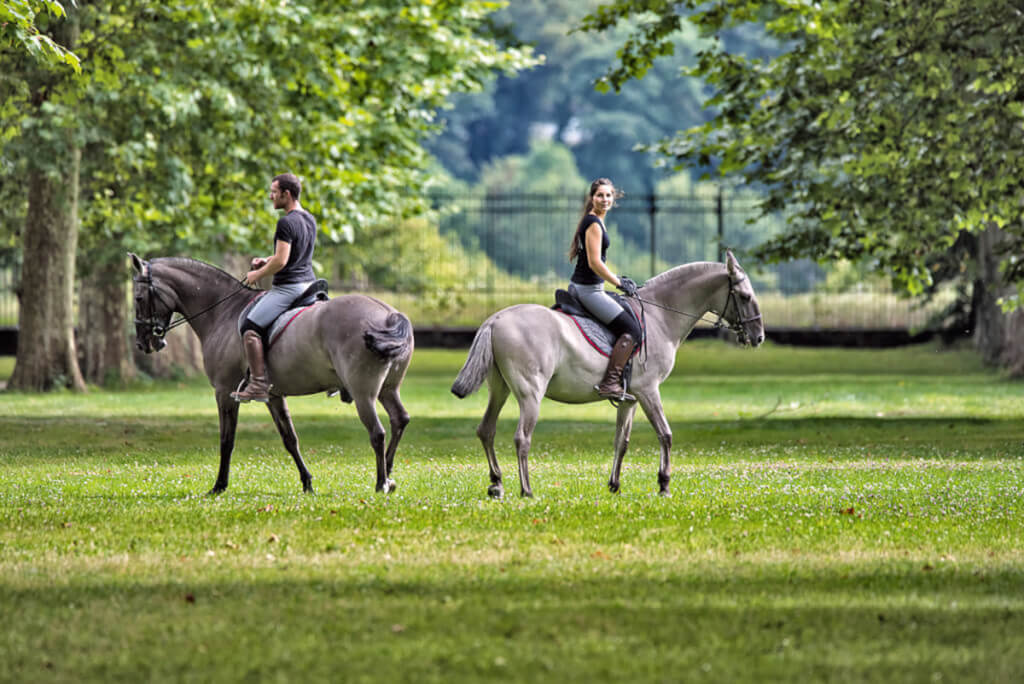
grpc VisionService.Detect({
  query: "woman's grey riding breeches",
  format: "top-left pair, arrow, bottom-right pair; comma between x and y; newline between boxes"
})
570,281 -> 624,324
246,281 -> 314,328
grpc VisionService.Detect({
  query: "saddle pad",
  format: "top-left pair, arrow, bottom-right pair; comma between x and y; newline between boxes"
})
555,299 -> 644,359
558,311 -> 618,357
237,293 -> 320,349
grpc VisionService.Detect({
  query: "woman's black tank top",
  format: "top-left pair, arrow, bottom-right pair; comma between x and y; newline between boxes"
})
571,215 -> 609,285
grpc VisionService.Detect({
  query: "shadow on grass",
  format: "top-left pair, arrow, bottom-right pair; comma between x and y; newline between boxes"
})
1,567 -> 1023,682
2,414 -> 1018,462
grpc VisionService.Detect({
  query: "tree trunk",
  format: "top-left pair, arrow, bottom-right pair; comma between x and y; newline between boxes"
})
8,162 -> 88,392
972,223 -> 1024,376
973,225 -> 1006,366
79,267 -> 136,386
7,8 -> 86,392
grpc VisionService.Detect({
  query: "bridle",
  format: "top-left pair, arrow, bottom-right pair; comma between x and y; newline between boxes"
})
633,273 -> 762,343
133,271 -> 178,341
133,262 -> 247,342
717,274 -> 763,345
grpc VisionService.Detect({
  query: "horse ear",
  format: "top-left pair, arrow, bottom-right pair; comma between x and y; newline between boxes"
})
726,249 -> 738,277
129,253 -> 145,274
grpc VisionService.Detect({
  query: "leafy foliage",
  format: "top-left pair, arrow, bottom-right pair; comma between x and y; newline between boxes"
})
0,0 -> 79,70
1,1 -> 539,273
579,0 -> 1024,300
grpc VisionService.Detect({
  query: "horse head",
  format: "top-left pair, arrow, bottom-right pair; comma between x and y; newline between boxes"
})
129,253 -> 175,353
723,250 -> 765,347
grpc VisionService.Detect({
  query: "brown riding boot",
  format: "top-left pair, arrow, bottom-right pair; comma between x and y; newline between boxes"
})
595,333 -> 636,401
231,330 -> 272,403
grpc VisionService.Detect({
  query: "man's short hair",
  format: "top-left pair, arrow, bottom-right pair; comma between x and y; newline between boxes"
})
273,173 -> 302,200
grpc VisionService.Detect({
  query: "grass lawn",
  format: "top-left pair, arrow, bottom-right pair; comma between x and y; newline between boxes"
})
1,341 -> 1023,682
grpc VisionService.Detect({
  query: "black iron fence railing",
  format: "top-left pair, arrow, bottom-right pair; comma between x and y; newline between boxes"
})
0,192 -> 951,336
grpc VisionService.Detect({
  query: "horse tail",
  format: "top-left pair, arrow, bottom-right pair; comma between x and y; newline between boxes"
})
364,311 -> 413,360
451,319 -> 494,398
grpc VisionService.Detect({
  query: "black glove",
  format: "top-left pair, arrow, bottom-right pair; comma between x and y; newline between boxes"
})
617,276 -> 638,297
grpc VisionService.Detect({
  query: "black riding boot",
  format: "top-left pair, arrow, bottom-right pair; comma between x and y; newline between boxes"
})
231,330 -> 271,403
595,333 -> 636,401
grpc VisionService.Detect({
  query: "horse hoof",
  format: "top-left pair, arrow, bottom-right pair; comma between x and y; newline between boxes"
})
376,479 -> 396,494
207,487 -> 226,497
520,489 -> 533,499
608,482 -> 620,494
487,484 -> 504,499
658,488 -> 672,498
303,484 -> 316,495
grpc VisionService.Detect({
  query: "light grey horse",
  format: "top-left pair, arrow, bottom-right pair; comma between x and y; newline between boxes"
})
451,251 -> 764,498
130,254 -> 412,495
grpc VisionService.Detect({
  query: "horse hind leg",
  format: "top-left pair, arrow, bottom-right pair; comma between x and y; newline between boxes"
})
352,392 -> 390,493
378,385 -> 410,483
477,369 -> 510,499
267,396 -> 315,494
512,392 -> 541,498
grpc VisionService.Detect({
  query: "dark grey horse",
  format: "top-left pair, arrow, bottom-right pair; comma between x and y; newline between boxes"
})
130,254 -> 413,495
452,251 -> 764,499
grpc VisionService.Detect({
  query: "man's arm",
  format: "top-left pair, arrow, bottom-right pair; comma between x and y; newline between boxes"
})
245,240 -> 292,286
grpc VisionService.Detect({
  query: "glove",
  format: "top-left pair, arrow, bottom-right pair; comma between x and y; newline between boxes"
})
617,276 -> 638,297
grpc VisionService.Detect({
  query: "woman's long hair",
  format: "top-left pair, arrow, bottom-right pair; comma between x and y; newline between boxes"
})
567,178 -> 623,261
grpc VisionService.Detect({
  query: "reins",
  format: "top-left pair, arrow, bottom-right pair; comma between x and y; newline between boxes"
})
629,273 -> 762,343
135,269 -> 250,338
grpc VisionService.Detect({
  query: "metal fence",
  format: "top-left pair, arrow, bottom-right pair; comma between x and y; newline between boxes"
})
0,192 -> 951,334
341,191 -> 950,330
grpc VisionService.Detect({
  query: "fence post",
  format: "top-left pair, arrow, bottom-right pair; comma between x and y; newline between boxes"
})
648,193 -> 657,278
716,188 -> 724,263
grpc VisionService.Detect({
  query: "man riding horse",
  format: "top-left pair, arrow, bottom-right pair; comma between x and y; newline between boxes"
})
232,172 -> 318,403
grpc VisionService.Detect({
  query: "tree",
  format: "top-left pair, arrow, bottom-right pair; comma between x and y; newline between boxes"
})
580,0 -> 1024,370
1,1 -> 537,388
3,3 -> 86,391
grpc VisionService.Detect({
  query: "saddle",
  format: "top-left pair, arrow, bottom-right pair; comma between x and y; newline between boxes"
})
237,279 -> 330,349
551,285 -> 643,359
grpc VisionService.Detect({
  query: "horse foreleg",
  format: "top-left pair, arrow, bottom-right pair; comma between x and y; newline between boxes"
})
608,401 -> 638,494
267,396 -> 315,494
513,395 -> 541,498
379,387 -> 410,480
477,372 -> 510,499
211,391 -> 240,495
638,390 -> 673,496
354,396 -> 390,493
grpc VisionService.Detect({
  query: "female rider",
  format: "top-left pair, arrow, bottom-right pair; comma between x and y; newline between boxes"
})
568,178 -> 642,401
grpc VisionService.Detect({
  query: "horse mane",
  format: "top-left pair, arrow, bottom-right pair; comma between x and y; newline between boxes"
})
151,256 -> 257,291
643,261 -> 724,290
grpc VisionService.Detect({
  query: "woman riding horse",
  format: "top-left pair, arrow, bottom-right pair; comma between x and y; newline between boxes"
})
567,178 -> 643,401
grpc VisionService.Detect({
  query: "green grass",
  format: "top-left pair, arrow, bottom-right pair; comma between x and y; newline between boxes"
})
2,342 -> 1024,682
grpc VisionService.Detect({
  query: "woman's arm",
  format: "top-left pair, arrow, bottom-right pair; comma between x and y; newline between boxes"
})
584,224 -> 621,287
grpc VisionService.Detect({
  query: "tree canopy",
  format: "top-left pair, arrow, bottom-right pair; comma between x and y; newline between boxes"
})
579,0 -> 1024,300
1,0 -> 539,389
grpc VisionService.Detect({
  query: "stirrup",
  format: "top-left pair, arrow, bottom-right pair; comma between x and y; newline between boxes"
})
595,384 -> 636,403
